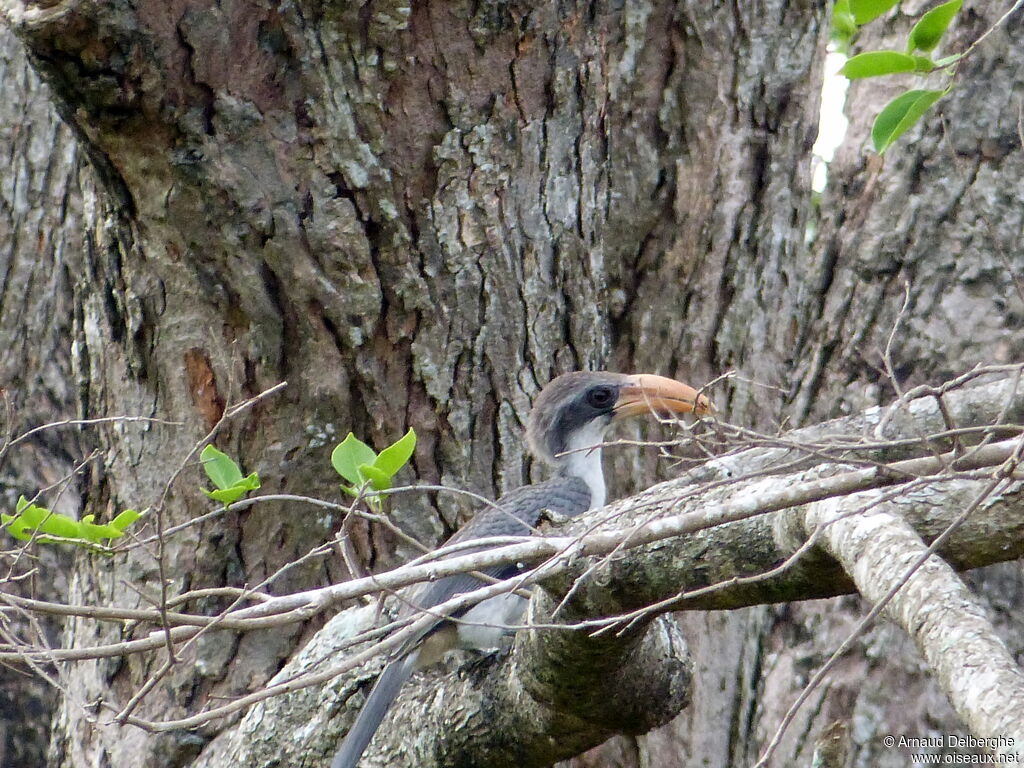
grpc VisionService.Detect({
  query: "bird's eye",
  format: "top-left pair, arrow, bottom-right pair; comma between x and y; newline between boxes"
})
586,386 -> 615,409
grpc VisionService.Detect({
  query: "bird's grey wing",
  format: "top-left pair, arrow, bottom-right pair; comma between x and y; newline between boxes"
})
330,475 -> 590,768
403,474 -> 592,632
464,474 -> 593,534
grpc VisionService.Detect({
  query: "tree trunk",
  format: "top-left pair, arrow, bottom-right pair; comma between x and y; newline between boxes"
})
0,22 -> 82,767
0,0 -> 1019,767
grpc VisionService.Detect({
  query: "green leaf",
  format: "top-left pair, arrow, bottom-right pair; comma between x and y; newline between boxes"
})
204,486 -> 247,506
840,51 -> 920,79
912,55 -> 937,72
2,511 -> 31,541
17,498 -> 81,538
16,498 -> 45,526
872,88 -> 946,153
358,463 -> 393,491
4,496 -> 140,546
81,520 -> 123,542
372,428 -> 416,479
202,473 -> 260,508
6,497 -> 43,540
200,445 -> 259,508
201,445 -> 244,490
37,514 -> 83,539
934,53 -> 963,67
831,0 -> 858,50
110,509 -> 142,531
849,0 -> 899,25
908,0 -> 962,53
331,433 -> 378,486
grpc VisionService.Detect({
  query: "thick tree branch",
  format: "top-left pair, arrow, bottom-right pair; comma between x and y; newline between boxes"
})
689,369 -> 1024,485
807,491 -> 1024,761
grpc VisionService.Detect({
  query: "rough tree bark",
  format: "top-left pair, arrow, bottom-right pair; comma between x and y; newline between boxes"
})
0,1 -> 1020,767
0,23 -> 82,767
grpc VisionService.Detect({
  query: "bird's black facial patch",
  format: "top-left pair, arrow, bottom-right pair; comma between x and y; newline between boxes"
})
545,384 -> 620,457
526,372 -> 632,466
585,385 -> 616,410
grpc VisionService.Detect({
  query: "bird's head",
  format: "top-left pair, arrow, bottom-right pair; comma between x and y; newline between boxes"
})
526,371 -> 714,473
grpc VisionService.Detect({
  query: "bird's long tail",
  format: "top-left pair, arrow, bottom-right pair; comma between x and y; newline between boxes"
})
330,651 -> 418,768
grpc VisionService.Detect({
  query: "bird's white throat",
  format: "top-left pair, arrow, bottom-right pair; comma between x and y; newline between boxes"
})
559,419 -> 608,509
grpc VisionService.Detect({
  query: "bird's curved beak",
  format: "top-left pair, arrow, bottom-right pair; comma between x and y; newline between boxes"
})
613,374 -> 714,420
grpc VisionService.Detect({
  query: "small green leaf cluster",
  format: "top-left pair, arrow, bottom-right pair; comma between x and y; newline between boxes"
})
833,0 -> 962,153
331,428 -> 416,510
1,496 -> 140,551
201,444 -> 262,507
5,428 -> 415,552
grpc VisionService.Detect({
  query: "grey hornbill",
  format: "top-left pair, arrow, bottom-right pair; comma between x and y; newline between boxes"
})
331,371 -> 713,768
